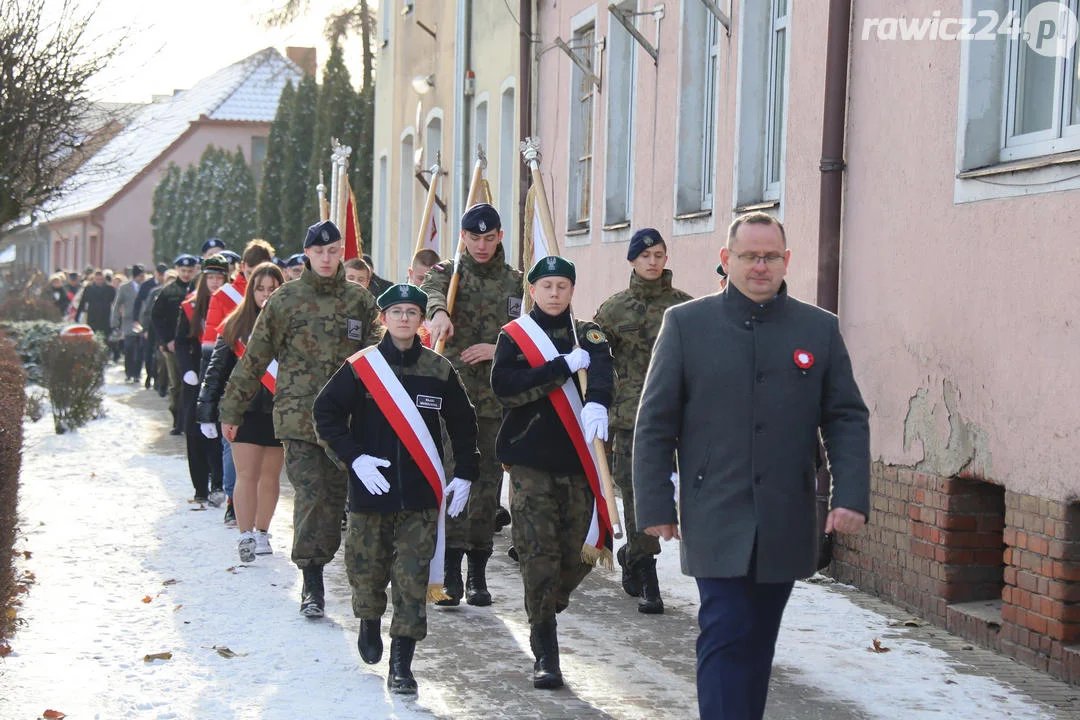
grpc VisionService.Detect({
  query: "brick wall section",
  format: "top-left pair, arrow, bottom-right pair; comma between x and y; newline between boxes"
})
831,463 -> 1080,684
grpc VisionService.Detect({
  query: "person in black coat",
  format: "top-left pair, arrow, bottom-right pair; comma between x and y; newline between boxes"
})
313,283 -> 479,695
152,255 -> 198,433
75,269 -> 116,336
633,212 -> 870,720
489,256 -> 614,691
175,255 -> 228,504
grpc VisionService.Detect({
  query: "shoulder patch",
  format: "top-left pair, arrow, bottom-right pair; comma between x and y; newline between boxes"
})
585,328 -> 607,344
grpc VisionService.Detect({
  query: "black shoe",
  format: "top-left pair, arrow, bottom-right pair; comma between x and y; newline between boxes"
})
618,546 -> 641,597
358,618 -> 383,664
508,545 -> 519,562
465,550 -> 492,606
494,505 -> 511,532
637,557 -> 664,615
341,507 -> 348,533
387,636 -> 418,694
530,621 -> 563,689
222,501 -> 236,526
435,548 -> 465,606
300,565 -> 325,618
170,427 -> 183,436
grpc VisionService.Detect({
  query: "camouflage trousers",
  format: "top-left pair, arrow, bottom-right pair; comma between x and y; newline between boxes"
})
509,465 -> 594,626
282,439 -> 348,568
444,416 -> 503,553
345,508 -> 438,641
611,429 -> 661,564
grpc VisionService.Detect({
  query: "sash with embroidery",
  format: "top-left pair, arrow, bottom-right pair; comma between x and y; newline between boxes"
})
347,345 -> 450,601
502,315 -> 613,567
233,339 -> 278,394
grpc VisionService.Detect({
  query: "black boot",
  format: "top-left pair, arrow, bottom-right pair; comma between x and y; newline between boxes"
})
465,549 -> 492,606
357,618 -> 383,664
387,636 -> 418,694
494,505 -> 511,531
169,408 -> 183,436
300,565 -> 325,618
636,557 -> 664,615
617,546 -> 641,597
530,620 -> 563,689
436,548 -> 465,606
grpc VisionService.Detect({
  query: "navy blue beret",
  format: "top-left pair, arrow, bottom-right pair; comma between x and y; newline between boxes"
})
304,220 -> 341,248
173,254 -> 198,268
461,203 -> 501,234
155,263 -> 168,274
272,257 -> 287,269
219,250 -> 241,265
201,237 -> 226,254
285,253 -> 306,268
627,228 -> 665,261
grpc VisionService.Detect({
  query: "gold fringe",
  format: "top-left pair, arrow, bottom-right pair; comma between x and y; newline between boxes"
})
427,584 -> 450,603
580,544 -> 614,570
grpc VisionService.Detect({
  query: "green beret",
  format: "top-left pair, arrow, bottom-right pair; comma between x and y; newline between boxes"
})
527,255 -> 576,285
377,283 -> 428,313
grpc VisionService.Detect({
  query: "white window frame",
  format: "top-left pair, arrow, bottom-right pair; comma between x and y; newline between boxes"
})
473,94 -> 490,157
498,79 -> 517,262
376,150 -> 389,274
398,128 -> 415,281
763,0 -> 790,202
425,108 -> 443,168
702,14 -> 722,212
602,0 -> 636,234
565,6 -> 599,243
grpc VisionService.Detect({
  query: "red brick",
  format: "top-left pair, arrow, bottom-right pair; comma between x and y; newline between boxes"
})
1029,535 -> 1051,556
1024,612 -> 1048,635
908,505 -> 923,522
1053,561 -> 1080,582
1046,619 -> 1080,643
1048,580 -> 1080,603
1017,570 -> 1040,593
1004,566 -> 1017,585
1004,527 -> 1017,548
939,514 -> 979,531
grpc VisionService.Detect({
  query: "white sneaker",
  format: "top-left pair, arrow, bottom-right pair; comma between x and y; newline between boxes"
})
238,531 -> 256,563
254,530 -> 273,556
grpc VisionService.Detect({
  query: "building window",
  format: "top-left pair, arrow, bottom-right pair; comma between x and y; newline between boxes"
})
425,115 -> 442,167
399,134 -> 415,272
1002,0 -> 1080,160
90,235 -> 99,268
474,98 -> 489,156
250,136 -> 268,187
567,25 -> 596,232
763,0 -> 790,201
676,5 -> 723,216
377,154 -> 388,271
498,86 -> 516,256
604,1 -> 635,228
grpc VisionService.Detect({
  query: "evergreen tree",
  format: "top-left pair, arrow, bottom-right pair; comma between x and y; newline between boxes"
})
151,163 -> 181,262
258,79 -> 293,247
309,43 -> 353,222
175,165 -> 199,254
279,74 -> 318,249
220,149 -> 257,249
349,84 -> 375,255
190,145 -> 223,246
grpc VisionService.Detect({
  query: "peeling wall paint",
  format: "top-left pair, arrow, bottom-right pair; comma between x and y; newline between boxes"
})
902,378 -> 992,480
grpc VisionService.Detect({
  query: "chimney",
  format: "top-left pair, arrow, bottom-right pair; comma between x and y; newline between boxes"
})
286,46 -> 317,77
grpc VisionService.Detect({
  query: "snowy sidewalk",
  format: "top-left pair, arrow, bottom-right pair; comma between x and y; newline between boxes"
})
0,369 -> 1075,719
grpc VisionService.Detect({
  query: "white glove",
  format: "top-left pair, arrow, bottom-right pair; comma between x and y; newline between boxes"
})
183,370 -> 199,386
351,455 -> 391,495
200,423 -> 218,439
564,347 -> 591,373
671,472 -> 679,503
445,477 -> 472,517
581,402 -> 608,443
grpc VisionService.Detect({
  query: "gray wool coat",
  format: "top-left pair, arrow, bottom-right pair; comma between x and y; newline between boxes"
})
632,283 -> 870,583
111,280 -> 141,337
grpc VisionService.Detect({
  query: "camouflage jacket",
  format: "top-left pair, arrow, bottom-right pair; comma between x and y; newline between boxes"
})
421,243 -> 524,419
593,269 -> 693,431
219,263 -> 382,443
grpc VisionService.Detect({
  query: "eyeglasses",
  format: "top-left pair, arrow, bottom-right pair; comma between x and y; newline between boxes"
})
385,308 -> 422,320
728,251 -> 786,266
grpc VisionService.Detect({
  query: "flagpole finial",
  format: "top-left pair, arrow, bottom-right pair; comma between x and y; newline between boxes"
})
520,137 -> 542,168
477,145 -> 488,170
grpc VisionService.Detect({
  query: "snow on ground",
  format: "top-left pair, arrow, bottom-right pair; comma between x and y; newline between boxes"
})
0,369 -> 1056,719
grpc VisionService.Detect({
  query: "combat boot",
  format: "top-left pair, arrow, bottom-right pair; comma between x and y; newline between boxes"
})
530,620 -> 563,689
494,505 -> 511,531
617,545 -> 641,597
300,565 -> 325,618
436,548 -> 466,606
637,556 -> 664,615
465,549 -> 492,606
357,618 -> 383,664
387,636 -> 418,694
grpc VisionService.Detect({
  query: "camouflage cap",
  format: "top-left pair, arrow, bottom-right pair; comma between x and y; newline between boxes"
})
527,255 -> 576,285
377,283 -> 428,314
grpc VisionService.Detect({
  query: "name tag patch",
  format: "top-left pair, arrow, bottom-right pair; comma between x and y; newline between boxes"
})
507,296 -> 522,318
347,318 -> 364,340
416,395 -> 443,410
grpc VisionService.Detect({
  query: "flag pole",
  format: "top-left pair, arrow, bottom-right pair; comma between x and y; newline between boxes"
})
520,137 -> 623,540
317,170 -> 329,222
413,154 -> 442,259
435,146 -> 488,355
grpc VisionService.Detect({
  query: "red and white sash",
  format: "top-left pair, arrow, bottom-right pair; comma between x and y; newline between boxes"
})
347,345 -> 450,600
218,282 -> 243,310
234,339 -> 278,394
502,315 -> 613,565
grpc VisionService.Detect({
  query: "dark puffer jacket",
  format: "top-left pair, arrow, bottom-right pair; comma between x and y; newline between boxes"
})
196,335 -> 274,424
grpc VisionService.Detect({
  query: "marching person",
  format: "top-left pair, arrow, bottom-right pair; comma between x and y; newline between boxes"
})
408,249 -> 440,348
201,236 -> 227,260
152,255 -> 199,435
313,283 -> 479,695
112,264 -> 148,383
284,253 -> 306,281
197,262 -> 286,561
219,220 -> 382,619
344,257 -> 372,288
633,212 -> 871,720
422,202 -> 523,607
490,256 -> 615,690
593,228 -> 692,614
75,269 -> 117,338
175,255 -> 228,505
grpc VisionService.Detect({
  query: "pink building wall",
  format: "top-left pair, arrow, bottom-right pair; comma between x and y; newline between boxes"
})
534,1 -> 1080,501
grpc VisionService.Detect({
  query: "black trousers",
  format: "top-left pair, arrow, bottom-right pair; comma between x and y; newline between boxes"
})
181,383 -> 222,499
123,334 -> 143,379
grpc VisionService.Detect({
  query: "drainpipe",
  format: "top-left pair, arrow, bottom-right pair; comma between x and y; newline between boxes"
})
517,0 -> 533,269
816,0 -> 852,315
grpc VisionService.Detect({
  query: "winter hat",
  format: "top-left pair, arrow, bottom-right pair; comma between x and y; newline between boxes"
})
377,284 -> 428,314
527,255 -> 576,285
627,228 -> 664,261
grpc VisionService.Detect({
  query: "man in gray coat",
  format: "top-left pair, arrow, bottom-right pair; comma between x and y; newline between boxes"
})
112,264 -> 147,383
633,212 -> 870,720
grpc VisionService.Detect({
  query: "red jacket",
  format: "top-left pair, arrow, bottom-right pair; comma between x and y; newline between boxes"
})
201,272 -> 246,344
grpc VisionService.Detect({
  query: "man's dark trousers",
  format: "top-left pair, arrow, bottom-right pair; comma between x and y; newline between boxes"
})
123,334 -> 144,380
695,576 -> 794,720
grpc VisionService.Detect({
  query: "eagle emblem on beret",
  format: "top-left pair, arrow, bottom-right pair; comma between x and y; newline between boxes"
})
479,220 -> 487,232
644,236 -> 654,246
321,230 -> 331,243
399,286 -> 410,297
546,257 -> 557,270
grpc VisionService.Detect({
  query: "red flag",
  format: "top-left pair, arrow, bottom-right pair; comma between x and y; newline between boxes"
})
423,207 -> 439,253
344,181 -> 362,260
